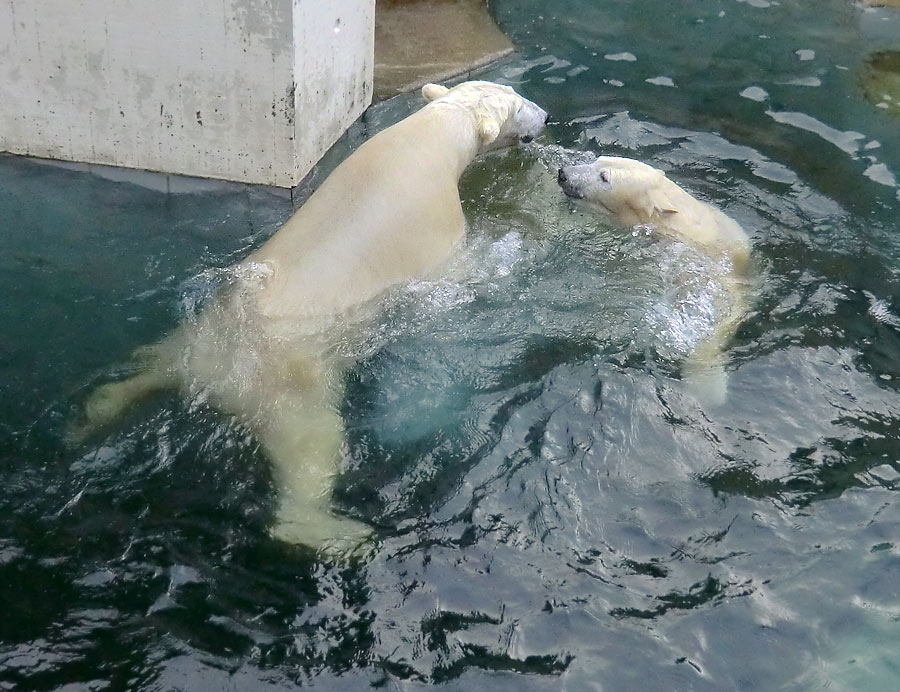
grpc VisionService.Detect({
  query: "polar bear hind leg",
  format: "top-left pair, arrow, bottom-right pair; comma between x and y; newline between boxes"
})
258,389 -> 373,555
67,366 -> 175,445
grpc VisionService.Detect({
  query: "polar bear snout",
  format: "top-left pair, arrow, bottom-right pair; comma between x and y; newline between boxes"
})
557,166 -> 585,199
558,161 -> 616,201
514,100 -> 548,144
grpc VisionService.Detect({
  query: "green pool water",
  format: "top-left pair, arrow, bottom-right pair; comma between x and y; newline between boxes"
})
2,1 -> 899,689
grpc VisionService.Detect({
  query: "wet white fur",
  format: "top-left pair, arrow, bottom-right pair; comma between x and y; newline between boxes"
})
559,155 -> 752,405
71,81 -> 546,553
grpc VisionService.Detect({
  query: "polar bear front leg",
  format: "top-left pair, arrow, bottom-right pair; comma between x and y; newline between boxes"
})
258,392 -> 373,555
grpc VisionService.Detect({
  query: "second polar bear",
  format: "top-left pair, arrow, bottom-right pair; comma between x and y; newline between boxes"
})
71,81 -> 547,552
558,155 -> 752,404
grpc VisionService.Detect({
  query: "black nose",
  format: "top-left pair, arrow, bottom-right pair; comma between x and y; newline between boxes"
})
557,168 -> 567,183
521,135 -> 534,144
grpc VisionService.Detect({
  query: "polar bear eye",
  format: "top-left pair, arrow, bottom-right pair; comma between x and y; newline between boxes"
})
600,170 -> 610,183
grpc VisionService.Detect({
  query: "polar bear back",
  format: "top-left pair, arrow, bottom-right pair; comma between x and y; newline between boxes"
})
247,110 -> 471,320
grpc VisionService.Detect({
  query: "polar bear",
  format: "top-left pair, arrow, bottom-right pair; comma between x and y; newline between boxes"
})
71,81 -> 547,552
557,155 -> 752,405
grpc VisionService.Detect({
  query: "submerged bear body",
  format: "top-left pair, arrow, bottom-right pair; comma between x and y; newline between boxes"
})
73,81 -> 547,552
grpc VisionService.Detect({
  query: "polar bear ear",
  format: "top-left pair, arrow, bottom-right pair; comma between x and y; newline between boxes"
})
422,83 -> 450,102
476,115 -> 501,147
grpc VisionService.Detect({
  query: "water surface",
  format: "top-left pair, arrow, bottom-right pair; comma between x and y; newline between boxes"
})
2,1 -> 900,689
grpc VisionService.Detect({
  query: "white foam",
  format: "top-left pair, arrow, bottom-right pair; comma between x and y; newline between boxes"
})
643,242 -> 729,358
865,291 -> 900,328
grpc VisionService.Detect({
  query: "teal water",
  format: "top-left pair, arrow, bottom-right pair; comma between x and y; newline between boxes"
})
2,0 -> 900,689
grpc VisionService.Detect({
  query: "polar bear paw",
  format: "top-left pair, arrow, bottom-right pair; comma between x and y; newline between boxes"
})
270,507 -> 375,561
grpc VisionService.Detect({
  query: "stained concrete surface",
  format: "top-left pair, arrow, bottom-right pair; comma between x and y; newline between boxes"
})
0,1 -> 374,187
374,0 -> 514,100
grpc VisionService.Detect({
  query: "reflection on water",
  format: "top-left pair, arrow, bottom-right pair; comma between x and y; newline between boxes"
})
2,0 -> 900,689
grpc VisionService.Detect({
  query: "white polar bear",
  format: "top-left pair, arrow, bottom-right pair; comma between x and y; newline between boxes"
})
71,81 -> 547,552
557,155 -> 752,405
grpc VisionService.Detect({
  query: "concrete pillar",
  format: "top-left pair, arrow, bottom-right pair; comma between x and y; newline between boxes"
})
0,0 -> 375,187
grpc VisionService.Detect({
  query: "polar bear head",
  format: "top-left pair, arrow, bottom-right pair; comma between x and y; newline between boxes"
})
557,156 -> 678,224
422,81 -> 548,151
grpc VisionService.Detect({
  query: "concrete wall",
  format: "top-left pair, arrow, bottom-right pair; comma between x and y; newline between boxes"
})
0,0 -> 375,187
